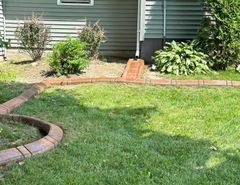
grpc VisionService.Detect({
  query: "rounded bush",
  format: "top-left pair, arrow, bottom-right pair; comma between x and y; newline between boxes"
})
48,37 -> 90,76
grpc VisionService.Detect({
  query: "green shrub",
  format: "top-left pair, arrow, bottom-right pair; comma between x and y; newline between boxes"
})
15,13 -> 50,61
152,41 -> 210,76
197,0 -> 240,70
0,33 -> 10,49
78,20 -> 106,59
48,37 -> 90,76
0,33 -> 11,60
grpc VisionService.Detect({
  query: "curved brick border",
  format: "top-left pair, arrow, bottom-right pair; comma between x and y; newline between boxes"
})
0,114 -> 63,165
1,59 -> 240,165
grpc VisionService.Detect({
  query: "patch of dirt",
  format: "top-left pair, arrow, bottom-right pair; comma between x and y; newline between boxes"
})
143,65 -> 164,80
0,50 -> 127,84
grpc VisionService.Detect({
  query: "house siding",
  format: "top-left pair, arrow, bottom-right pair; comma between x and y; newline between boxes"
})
145,0 -> 163,39
0,0 -> 4,56
0,0 -> 3,36
4,0 -> 138,55
144,0 -> 204,39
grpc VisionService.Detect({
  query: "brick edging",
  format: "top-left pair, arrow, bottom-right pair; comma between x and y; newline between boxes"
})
43,77 -> 240,87
0,76 -> 240,166
0,114 -> 63,165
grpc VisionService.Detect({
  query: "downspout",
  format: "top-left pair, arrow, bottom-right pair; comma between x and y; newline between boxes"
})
163,0 -> 166,47
135,0 -> 141,58
2,0 -> 7,60
135,0 -> 145,58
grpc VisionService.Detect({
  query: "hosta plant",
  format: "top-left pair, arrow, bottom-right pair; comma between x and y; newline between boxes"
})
152,41 -> 210,76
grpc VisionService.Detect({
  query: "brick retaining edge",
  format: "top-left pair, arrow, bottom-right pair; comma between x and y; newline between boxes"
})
0,114 -> 63,165
0,76 -> 240,166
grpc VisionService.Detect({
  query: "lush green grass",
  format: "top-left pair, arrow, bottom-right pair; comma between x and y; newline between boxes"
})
0,71 -> 29,103
0,83 -> 240,184
156,68 -> 240,80
0,121 -> 41,151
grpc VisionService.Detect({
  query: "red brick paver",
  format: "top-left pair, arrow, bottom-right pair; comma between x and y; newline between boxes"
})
122,59 -> 145,80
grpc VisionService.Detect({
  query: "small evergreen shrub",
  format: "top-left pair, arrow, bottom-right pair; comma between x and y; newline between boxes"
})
197,0 -> 240,70
152,41 -> 210,76
78,20 -> 106,59
48,37 -> 90,76
15,13 -> 50,61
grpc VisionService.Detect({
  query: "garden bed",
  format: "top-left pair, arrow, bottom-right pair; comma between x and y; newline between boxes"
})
0,51 -> 126,84
1,83 -> 240,184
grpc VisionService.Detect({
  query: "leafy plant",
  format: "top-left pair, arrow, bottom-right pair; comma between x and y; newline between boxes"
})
78,20 -> 106,59
196,0 -> 240,70
15,13 -> 50,61
0,33 -> 10,49
152,41 -> 210,76
0,33 -> 11,60
48,37 -> 90,76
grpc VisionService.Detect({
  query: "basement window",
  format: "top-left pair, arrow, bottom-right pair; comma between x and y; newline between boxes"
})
57,0 -> 94,6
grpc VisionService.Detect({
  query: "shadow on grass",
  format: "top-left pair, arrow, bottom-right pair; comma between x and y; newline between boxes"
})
0,81 -> 30,104
7,87 -> 240,184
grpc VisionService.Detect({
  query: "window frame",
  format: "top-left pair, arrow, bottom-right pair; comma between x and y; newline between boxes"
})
57,0 -> 94,6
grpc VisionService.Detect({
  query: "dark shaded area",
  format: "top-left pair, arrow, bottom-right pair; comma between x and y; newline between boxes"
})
0,81 -> 30,104
98,56 -> 129,64
11,60 -> 34,65
141,38 -> 193,64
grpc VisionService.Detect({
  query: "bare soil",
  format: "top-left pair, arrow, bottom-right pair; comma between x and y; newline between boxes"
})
0,50 -> 127,84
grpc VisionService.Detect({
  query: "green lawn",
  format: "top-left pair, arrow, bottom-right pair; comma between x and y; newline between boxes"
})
0,71 -> 29,103
0,83 -> 240,184
0,121 -> 41,151
155,68 -> 240,80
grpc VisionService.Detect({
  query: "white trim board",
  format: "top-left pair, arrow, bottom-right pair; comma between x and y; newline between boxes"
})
57,0 -> 94,6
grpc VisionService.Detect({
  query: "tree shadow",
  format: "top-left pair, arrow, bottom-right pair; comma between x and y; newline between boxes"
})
12,86 -> 240,184
0,81 -> 30,104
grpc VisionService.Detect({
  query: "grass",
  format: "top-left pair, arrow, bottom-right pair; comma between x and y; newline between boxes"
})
0,83 -> 240,184
0,121 -> 41,151
0,71 -> 29,103
151,68 -> 240,80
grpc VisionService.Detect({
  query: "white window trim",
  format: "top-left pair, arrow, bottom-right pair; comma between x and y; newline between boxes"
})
57,0 -> 94,6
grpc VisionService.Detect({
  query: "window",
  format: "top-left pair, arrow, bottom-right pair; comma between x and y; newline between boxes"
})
57,0 -> 94,6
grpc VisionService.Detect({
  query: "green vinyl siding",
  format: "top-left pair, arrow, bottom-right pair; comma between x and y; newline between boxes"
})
144,0 -> 204,39
0,0 -> 3,35
4,0 -> 138,53
166,0 -> 204,39
145,0 -> 163,38
0,0 -> 4,55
